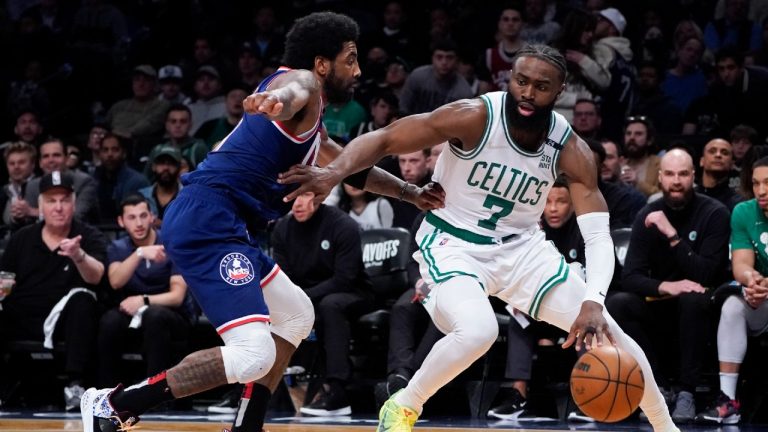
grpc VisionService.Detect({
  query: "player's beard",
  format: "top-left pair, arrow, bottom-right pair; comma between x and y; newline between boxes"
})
506,92 -> 555,132
324,67 -> 354,104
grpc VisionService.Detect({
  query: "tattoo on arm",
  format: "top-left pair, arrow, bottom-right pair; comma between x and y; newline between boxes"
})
166,347 -> 228,398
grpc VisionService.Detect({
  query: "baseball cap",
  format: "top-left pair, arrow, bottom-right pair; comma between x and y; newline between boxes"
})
40,170 -> 75,194
152,145 -> 182,164
598,8 -> 626,35
238,41 -> 260,57
196,65 -> 221,80
158,65 -> 183,81
133,64 -> 158,78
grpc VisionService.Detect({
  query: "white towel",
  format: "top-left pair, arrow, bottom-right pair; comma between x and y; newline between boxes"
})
43,287 -> 97,349
129,305 -> 149,329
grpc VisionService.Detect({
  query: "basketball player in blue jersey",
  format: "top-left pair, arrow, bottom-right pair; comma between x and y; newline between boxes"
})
81,12 -> 444,432
281,44 -> 681,432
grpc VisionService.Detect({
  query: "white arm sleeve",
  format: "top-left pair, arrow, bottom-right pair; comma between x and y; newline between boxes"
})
576,212 -> 614,305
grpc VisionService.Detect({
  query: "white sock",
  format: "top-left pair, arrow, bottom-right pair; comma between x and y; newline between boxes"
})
720,372 -> 739,400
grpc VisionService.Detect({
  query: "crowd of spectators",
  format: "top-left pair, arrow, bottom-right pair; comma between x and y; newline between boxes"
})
2,0 -> 768,425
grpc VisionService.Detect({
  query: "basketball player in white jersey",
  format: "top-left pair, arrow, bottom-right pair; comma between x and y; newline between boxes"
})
279,44 -> 679,432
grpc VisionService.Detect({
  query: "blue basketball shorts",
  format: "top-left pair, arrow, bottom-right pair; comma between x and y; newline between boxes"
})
162,184 -> 280,334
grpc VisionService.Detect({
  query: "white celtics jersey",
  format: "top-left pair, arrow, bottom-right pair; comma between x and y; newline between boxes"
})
430,91 -> 573,240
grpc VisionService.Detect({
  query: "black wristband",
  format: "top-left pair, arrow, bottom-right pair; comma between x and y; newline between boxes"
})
342,166 -> 374,189
143,294 -> 150,306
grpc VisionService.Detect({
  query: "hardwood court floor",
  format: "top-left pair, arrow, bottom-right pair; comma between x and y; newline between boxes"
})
2,410 -> 768,432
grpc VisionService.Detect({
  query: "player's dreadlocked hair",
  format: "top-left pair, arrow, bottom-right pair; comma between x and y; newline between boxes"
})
282,12 -> 359,70
512,44 -> 568,82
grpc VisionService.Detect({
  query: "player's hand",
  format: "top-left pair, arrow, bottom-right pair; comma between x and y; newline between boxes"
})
243,92 -> 284,117
562,300 -> 615,351
278,164 -> 341,205
408,182 -> 446,211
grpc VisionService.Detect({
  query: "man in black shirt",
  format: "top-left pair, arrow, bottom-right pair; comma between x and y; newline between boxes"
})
695,138 -> 742,212
0,171 -> 107,410
607,149 -> 730,423
271,192 -> 373,416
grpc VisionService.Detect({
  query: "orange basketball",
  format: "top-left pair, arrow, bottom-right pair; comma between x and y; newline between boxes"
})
570,345 -> 645,422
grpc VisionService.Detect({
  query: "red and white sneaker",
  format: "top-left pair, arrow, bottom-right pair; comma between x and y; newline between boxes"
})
80,386 -> 140,432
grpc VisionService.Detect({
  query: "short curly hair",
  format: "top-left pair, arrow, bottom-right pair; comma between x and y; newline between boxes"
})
282,12 -> 359,70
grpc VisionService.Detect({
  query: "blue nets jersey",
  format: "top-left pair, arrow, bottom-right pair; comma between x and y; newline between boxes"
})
182,68 -> 323,225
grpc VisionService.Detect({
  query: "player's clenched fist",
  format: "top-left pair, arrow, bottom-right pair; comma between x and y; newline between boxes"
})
244,92 -> 284,117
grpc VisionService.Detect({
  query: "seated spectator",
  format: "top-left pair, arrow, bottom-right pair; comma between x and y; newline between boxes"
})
144,104 -> 209,179
349,92 -> 398,141
587,139 -> 645,229
632,62 -> 683,137
389,149 -> 431,229
383,56 -> 410,101
186,66 -> 226,135
106,65 -> 170,141
157,65 -> 189,105
235,42 -> 264,91
337,184 -> 394,230
23,138 -> 99,224
81,124 -> 108,177
661,36 -> 708,114
271,192 -> 374,416
0,110 -> 44,150
458,54 -> 492,97
195,86 -> 248,148
97,195 -> 191,387
1,142 -> 37,234
478,4 -> 524,92
322,98 -> 367,144
520,0 -> 560,44
0,170 -> 107,410
607,149 -> 730,422
66,144 -> 84,172
620,117 -> 661,197
730,124 -> 758,177
94,133 -> 149,224
571,99 -> 602,140
684,47 -> 768,140
0,110 -> 44,185
138,146 -> 183,226
398,39 -> 472,116
704,0 -> 763,53
696,138 -> 743,211
695,156 -> 768,424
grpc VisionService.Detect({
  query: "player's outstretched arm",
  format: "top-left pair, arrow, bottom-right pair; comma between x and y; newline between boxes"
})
243,69 -> 320,121
558,136 -> 616,351
315,134 -> 445,210
279,98 -> 485,203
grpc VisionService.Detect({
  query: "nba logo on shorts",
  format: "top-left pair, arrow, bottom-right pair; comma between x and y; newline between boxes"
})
220,252 -> 255,286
